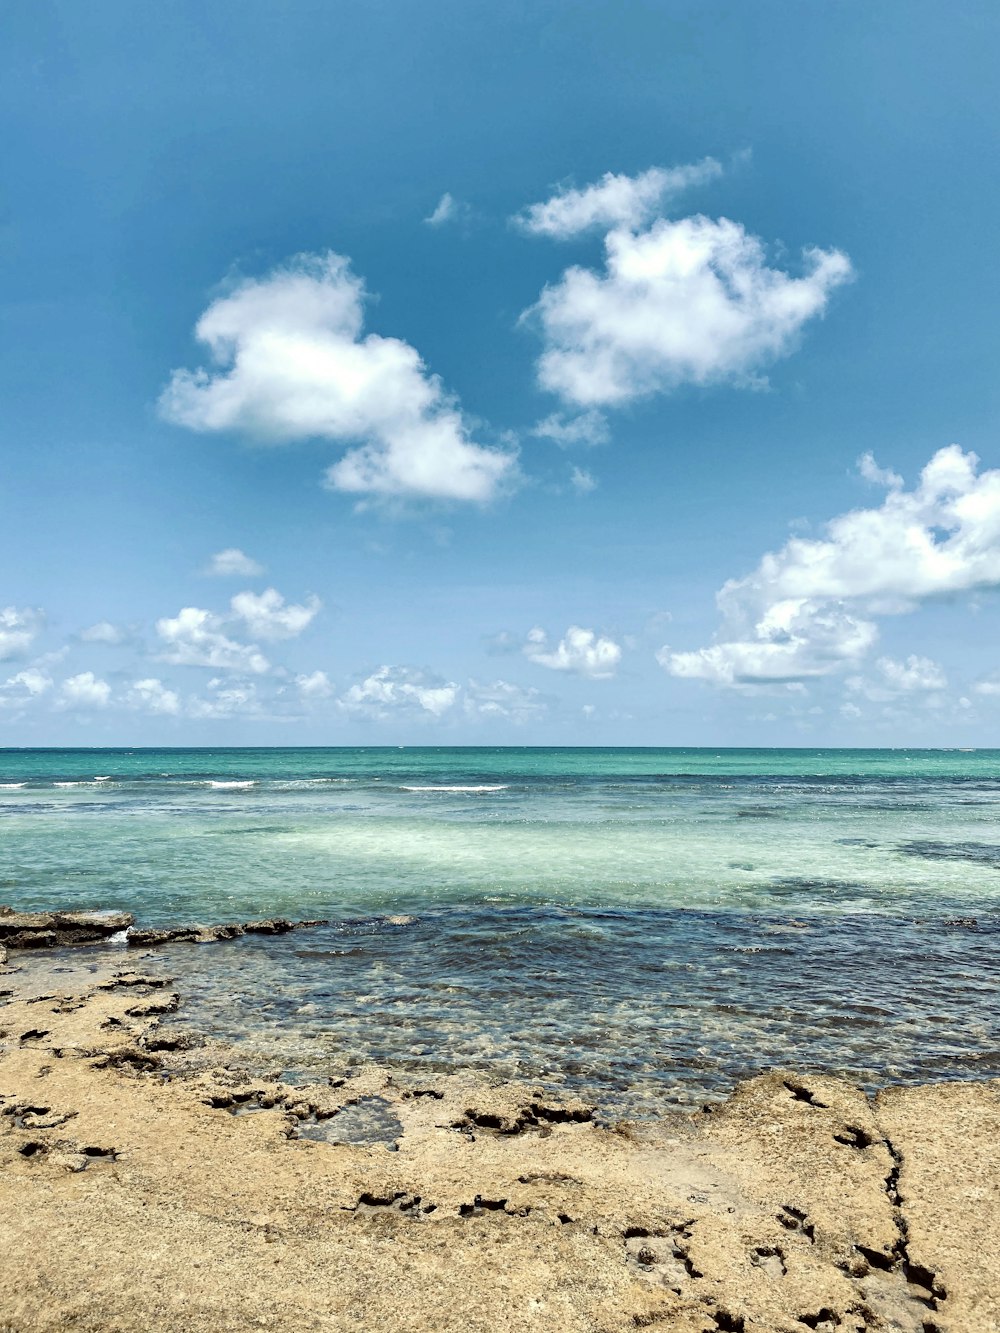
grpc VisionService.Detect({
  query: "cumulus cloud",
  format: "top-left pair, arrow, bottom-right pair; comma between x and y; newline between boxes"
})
875,655 -> 947,692
338,668 -> 545,724
156,607 -> 271,674
79,620 -> 123,644
4,668 -> 52,696
662,445 -> 1000,688
229,588 -> 320,640
532,410 -> 609,447
205,548 -> 265,577
339,666 -> 459,719
0,607 -> 43,661
296,670 -> 334,699
662,604 -> 877,687
529,218 -> 852,408
842,656 -> 948,706
127,678 -> 182,715
160,252 -> 516,503
59,672 -> 111,708
518,163 -> 852,411
524,625 -> 622,678
514,159 -> 722,238
188,679 -> 263,720
464,679 -> 546,723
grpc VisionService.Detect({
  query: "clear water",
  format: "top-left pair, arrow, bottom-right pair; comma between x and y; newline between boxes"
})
1,748 -> 998,1112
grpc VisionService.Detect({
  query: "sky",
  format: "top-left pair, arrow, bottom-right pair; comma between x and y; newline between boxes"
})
2,0 -> 999,746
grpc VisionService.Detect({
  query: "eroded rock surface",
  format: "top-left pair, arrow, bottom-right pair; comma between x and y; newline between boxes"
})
0,908 -> 134,950
0,952 -> 996,1332
0,910 -> 328,953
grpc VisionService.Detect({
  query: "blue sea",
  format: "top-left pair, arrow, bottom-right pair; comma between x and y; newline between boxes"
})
1,747 -> 997,1113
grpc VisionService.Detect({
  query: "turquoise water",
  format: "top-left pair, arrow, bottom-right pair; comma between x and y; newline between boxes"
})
2,748 -> 998,1110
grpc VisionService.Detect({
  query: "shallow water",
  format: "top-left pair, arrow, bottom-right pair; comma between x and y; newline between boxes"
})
2,748 -> 998,1113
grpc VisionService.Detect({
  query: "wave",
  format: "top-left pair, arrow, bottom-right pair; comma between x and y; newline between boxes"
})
401,784 -> 510,793
206,780 -> 257,790
0,782 -> 25,789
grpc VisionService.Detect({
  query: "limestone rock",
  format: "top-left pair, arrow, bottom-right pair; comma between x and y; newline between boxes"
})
0,910 -> 134,950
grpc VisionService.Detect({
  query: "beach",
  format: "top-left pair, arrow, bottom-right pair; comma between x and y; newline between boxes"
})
1,938 -> 997,1332
1,748 -> 998,1330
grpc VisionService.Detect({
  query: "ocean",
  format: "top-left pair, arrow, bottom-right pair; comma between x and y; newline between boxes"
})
1,746 -> 997,1113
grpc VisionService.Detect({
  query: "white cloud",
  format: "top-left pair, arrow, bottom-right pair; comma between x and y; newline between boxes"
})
514,159 -> 722,238
339,665 -> 459,719
160,252 -> 516,503
424,192 -> 472,227
296,669 -> 334,699
4,668 -> 52,696
662,603 -> 877,687
59,672 -> 111,708
127,678 -> 182,715
528,214 -> 852,408
525,625 -> 622,678
662,445 -> 1000,688
857,451 -> 903,491
80,620 -> 123,644
569,466 -> 597,494
464,679 -> 546,723
188,679 -> 263,720
875,655 -> 947,691
0,607 -> 43,661
156,607 -> 270,674
229,588 -> 320,640
532,410 -> 609,447
205,548 -> 265,577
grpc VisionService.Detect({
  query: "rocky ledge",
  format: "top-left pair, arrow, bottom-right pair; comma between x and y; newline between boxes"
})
0,907 -> 134,951
0,948 -> 997,1332
0,906 -> 329,954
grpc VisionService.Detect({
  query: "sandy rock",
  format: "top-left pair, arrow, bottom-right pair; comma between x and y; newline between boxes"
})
0,952 -> 996,1332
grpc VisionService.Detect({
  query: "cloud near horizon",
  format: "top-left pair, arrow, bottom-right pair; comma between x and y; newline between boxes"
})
160,252 -> 517,504
519,162 -> 852,410
662,446 -> 1000,688
337,665 -> 546,724
0,607 -> 44,661
524,625 -> 622,677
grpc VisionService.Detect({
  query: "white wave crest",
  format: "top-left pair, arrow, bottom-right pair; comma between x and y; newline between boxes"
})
401,784 -> 510,793
206,780 -> 257,790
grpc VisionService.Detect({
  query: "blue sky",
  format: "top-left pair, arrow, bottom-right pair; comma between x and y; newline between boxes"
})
2,0 -> 999,745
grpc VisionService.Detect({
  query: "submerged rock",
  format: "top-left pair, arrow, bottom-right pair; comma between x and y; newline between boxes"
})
126,917 -> 329,948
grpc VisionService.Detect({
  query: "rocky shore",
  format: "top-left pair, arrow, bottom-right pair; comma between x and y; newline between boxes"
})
0,935 -> 997,1331
0,906 -> 329,955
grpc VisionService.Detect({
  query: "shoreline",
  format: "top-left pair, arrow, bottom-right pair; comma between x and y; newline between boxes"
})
1,941 -> 997,1331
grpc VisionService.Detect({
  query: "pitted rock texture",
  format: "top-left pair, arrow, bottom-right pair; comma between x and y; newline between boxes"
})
0,951 -> 996,1332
